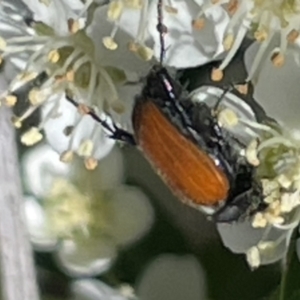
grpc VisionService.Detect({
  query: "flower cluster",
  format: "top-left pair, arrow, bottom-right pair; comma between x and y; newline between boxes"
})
23,144 -> 154,277
2,0 -> 300,272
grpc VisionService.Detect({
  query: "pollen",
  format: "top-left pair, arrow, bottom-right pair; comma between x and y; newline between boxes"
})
252,212 -> 268,228
217,108 -> 239,128
66,69 -> 75,82
28,88 -> 46,106
60,150 -> 74,163
47,49 -> 60,63
67,18 -> 80,34
21,127 -> 43,146
78,139 -> 94,157
3,95 -> 17,107
77,103 -> 91,115
107,1 -> 124,21
45,178 -> 91,238
84,157 -> 98,170
235,83 -> 249,95
192,18 -> 205,30
287,29 -> 299,43
11,116 -> 22,129
216,0 -> 300,82
211,68 -> 224,82
136,44 -> 154,61
223,34 -> 234,51
246,246 -> 260,268
271,52 -> 285,67
102,36 -> 118,50
165,5 -> 178,14
227,0 -> 239,15
245,139 -> 260,166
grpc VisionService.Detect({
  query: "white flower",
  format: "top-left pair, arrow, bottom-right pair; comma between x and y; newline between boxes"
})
245,42 -> 300,132
23,0 -> 86,35
104,0 -> 230,68
189,84 -> 300,267
0,0 -> 149,165
23,144 -> 154,277
208,0 -> 300,81
71,279 -> 133,300
136,254 -> 207,300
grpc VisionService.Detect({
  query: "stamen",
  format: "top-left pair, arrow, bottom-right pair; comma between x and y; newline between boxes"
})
216,17 -> 250,73
3,94 -> 17,107
107,1 -> 124,21
21,127 -> 43,146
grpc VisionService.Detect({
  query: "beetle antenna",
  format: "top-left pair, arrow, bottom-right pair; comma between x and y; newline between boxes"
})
157,0 -> 167,66
213,85 -> 234,112
65,92 -> 136,145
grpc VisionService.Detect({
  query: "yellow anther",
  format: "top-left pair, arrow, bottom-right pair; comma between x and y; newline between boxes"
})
136,45 -> 153,61
107,1 -> 124,21
245,139 -> 260,166
66,69 -> 75,82
0,36 -> 7,51
165,5 -> 178,14
254,29 -> 268,42
78,139 -> 94,157
252,212 -> 267,228
271,52 -> 285,67
67,18 -> 80,34
192,18 -> 205,30
60,150 -> 74,163
124,0 -> 143,9
246,246 -> 260,268
11,116 -> 22,128
21,127 -> 43,146
28,88 -> 45,106
18,71 -> 39,83
223,34 -> 234,51
211,68 -> 224,82
276,174 -> 292,189
218,108 -> 239,128
4,95 -> 17,107
227,0 -> 239,15
84,157 -> 98,170
102,36 -> 118,50
235,83 -> 248,95
128,41 -> 139,52
287,29 -> 299,43
47,49 -> 60,63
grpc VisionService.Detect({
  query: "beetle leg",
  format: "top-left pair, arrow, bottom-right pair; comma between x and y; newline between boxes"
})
213,172 -> 264,223
65,93 -> 136,146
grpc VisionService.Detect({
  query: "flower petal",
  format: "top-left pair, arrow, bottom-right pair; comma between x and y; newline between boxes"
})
86,5 -> 152,75
147,0 -> 229,68
244,42 -> 300,131
136,254 -> 207,300
71,279 -> 128,300
22,0 -> 84,35
107,185 -> 154,246
24,196 -> 58,250
42,94 -> 116,161
22,144 -> 69,198
55,236 -> 115,277
218,221 -> 293,266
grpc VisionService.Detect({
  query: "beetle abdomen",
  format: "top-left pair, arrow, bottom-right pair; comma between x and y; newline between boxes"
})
133,100 -> 230,206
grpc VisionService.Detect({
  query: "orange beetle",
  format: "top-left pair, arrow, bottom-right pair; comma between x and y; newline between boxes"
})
66,0 -> 264,222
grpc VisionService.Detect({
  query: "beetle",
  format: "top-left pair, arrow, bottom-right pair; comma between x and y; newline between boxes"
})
67,0 -> 265,223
